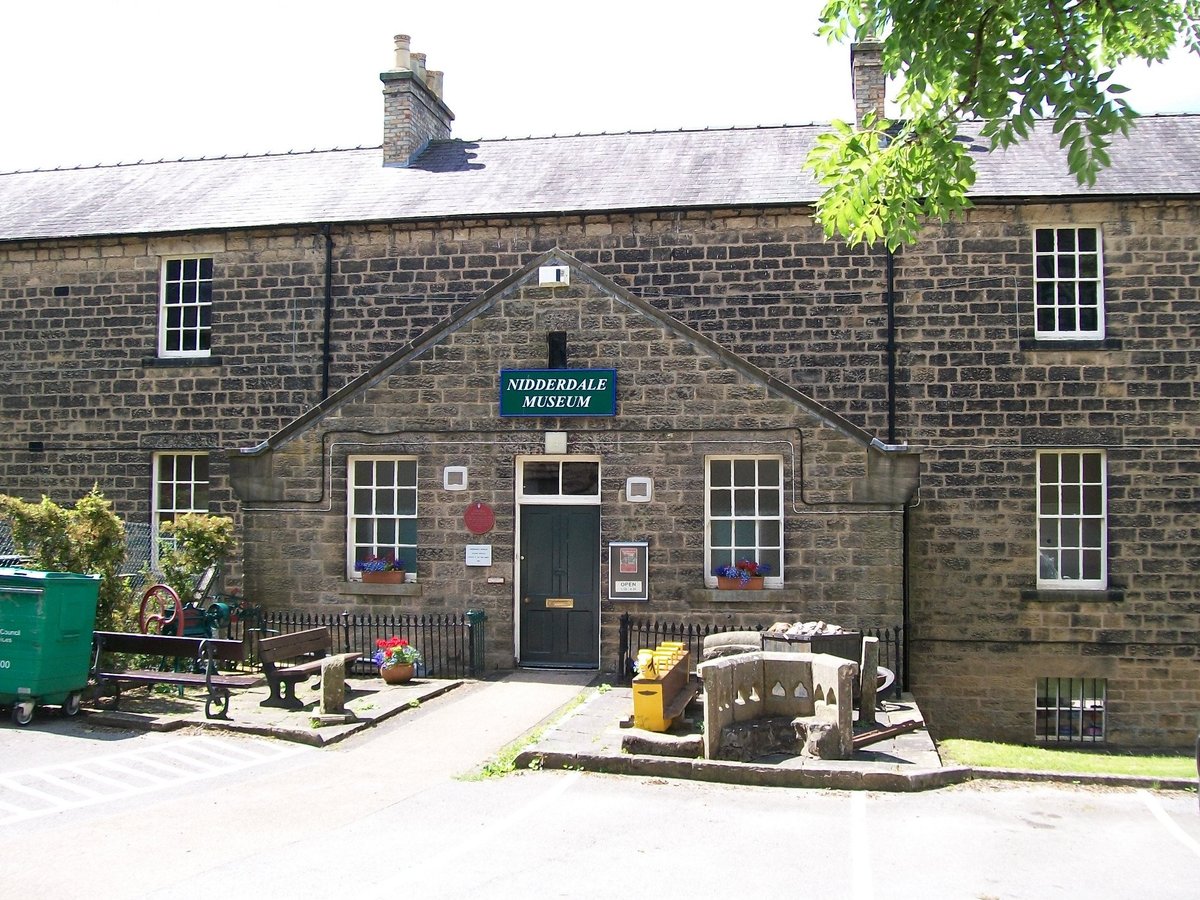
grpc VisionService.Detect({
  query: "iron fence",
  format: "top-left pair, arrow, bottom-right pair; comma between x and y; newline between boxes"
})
227,609 -> 479,679
616,613 -> 905,699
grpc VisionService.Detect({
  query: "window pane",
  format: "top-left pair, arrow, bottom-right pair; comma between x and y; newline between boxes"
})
710,490 -> 731,517
758,489 -> 779,516
1082,485 -> 1102,515
397,520 -> 418,546
709,460 -> 731,487
1061,454 -> 1080,482
523,462 -> 559,495
732,459 -> 756,485
182,258 -> 198,280
396,460 -> 417,486
733,489 -> 756,516
710,521 -> 731,546
734,520 -> 756,545
757,459 -> 780,486
759,520 -> 780,546
1057,228 -> 1075,251
376,491 -> 395,515
166,259 -> 181,280
354,489 -> 372,513
1082,550 -> 1102,580
1035,229 -> 1054,252
397,488 -> 417,516
354,460 -> 373,485
376,519 -> 396,545
1077,228 -> 1097,251
562,462 -> 599,495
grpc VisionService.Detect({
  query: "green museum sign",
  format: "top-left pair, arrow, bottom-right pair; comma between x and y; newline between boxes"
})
499,369 -> 617,417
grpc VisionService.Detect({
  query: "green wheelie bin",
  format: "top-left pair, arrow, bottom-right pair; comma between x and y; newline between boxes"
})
0,567 -> 101,726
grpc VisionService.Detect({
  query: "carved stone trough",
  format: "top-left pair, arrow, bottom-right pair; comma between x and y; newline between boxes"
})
695,651 -> 857,761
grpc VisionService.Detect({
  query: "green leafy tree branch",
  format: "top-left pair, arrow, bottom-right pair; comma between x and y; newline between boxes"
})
808,0 -> 1200,249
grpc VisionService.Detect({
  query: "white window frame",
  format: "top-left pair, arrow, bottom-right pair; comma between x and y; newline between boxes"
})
1036,449 -> 1107,590
1033,226 -> 1104,340
1035,677 -> 1106,743
346,456 -> 418,581
704,455 -> 784,588
151,451 -> 210,564
515,456 -> 602,505
159,256 -> 214,358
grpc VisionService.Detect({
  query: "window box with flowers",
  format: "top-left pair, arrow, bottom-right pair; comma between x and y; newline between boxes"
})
712,559 -> 771,590
355,554 -> 407,584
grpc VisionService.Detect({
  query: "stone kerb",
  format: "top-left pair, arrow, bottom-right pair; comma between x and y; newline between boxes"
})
698,651 -> 856,760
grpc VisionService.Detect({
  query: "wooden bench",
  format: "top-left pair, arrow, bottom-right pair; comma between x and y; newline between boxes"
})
258,628 -> 360,710
91,630 -> 260,720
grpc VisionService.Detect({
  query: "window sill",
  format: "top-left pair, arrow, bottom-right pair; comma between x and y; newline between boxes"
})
142,356 -> 224,368
1020,588 -> 1124,604
338,582 -> 422,599
1019,338 -> 1121,352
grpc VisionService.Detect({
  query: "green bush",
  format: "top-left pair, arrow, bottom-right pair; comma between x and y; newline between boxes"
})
0,487 -> 136,631
158,513 -> 236,601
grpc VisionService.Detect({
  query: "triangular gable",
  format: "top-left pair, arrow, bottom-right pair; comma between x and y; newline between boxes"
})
237,248 -> 885,458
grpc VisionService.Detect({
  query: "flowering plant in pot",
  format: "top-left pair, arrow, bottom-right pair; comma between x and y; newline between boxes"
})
355,554 -> 406,583
712,559 -> 771,589
373,636 -> 422,683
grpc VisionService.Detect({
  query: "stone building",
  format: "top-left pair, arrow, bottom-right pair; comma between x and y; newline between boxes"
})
1,37 -> 1196,747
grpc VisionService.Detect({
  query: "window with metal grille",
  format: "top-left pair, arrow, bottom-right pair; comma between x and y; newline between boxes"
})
1036,677 -> 1106,742
1037,449 -> 1107,589
1033,226 -> 1103,340
159,257 -> 213,356
705,456 -> 783,587
347,457 -> 418,580
152,452 -> 210,564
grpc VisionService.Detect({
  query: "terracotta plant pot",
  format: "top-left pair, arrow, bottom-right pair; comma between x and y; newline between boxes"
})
380,662 -> 415,684
716,575 -> 764,590
362,570 -> 405,584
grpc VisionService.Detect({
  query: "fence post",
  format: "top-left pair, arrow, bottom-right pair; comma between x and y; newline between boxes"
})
466,608 -> 486,675
617,613 -> 631,682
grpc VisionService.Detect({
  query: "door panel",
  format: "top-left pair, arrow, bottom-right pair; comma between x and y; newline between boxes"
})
519,505 -> 599,667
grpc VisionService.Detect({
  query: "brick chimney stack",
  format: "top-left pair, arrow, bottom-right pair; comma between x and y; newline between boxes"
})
851,40 -> 885,127
381,34 -> 454,167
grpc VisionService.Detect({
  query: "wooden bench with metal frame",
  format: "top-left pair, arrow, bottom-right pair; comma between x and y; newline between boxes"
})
257,627 -> 360,710
91,630 -> 260,720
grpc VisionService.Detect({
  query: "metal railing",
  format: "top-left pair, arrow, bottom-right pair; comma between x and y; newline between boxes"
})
616,613 -> 905,699
227,609 -> 480,679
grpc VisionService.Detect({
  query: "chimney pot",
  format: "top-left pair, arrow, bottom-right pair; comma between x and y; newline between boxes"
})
410,52 -> 427,82
426,70 -> 444,99
393,34 -> 411,70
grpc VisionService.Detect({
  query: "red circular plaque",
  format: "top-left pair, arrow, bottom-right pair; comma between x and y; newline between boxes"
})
464,501 -> 495,535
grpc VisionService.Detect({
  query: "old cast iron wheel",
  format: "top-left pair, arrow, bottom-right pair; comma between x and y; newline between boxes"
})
139,584 -> 183,634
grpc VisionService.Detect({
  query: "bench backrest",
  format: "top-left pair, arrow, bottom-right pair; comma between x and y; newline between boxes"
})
258,627 -> 332,665
93,630 -> 247,662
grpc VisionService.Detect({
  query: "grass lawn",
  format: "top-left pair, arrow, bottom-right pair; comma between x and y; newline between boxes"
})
937,739 -> 1198,779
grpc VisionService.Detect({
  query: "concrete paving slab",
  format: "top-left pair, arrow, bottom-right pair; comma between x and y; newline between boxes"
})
82,674 -> 461,746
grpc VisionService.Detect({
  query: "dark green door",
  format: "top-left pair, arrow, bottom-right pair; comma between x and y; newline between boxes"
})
519,505 -> 600,668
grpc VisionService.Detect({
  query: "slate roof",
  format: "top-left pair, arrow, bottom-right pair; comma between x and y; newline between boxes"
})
2,115 -> 1198,242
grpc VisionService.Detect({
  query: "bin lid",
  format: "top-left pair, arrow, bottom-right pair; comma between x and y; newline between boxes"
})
0,567 -> 101,582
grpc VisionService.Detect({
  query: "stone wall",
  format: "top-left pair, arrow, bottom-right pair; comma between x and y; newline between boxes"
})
2,196 -> 1196,745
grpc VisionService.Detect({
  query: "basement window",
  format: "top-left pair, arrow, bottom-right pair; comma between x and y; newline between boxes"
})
1035,677 -> 1106,743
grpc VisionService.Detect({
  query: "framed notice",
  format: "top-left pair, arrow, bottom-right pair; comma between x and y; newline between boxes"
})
608,541 -> 648,601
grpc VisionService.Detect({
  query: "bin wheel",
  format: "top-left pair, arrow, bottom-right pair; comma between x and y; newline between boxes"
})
63,692 -> 82,717
12,700 -> 34,727
140,584 -> 183,634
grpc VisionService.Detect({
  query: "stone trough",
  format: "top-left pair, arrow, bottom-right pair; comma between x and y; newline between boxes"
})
696,651 -> 857,761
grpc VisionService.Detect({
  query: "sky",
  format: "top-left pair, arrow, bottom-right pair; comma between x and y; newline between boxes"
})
2,0 -> 1199,173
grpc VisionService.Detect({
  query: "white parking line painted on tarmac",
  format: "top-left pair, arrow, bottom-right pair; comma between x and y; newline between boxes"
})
0,736 -> 312,826
850,791 -> 875,900
1140,790 -> 1200,859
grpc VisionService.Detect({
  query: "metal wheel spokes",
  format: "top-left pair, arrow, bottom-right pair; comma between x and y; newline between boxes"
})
139,584 -> 183,635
